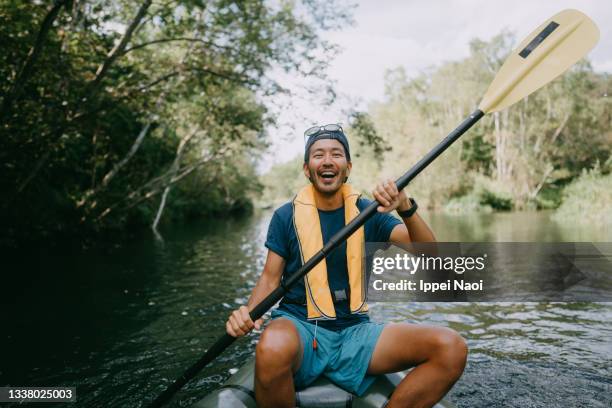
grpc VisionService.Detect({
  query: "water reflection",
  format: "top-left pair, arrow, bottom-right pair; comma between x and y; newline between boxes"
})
0,211 -> 610,407
427,210 -> 611,242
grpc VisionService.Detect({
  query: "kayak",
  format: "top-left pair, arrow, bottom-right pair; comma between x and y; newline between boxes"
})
192,358 -> 456,408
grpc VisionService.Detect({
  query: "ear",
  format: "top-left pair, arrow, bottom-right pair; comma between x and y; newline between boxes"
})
345,161 -> 352,181
303,162 -> 312,182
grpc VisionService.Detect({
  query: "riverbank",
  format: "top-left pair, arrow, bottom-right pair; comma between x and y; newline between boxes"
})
552,168 -> 612,226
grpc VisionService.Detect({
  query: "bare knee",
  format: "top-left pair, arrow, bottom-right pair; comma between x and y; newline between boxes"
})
256,319 -> 301,383
256,319 -> 301,362
432,328 -> 468,378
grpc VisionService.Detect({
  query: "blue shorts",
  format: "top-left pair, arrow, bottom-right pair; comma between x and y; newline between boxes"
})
270,309 -> 385,396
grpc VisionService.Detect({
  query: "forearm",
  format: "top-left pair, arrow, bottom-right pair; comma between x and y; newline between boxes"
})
398,197 -> 436,243
401,212 -> 436,242
372,180 -> 436,244
246,274 -> 280,311
226,250 -> 284,337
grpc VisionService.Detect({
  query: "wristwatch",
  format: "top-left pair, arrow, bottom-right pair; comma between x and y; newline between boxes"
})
397,197 -> 418,218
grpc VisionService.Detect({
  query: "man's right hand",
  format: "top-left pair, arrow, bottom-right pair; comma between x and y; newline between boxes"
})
226,305 -> 264,337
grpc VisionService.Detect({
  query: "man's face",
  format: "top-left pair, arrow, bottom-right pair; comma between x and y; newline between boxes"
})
303,139 -> 351,195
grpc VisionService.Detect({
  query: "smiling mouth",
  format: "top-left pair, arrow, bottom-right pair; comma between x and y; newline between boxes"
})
319,171 -> 337,181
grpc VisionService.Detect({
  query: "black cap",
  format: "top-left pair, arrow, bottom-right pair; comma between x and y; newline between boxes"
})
304,131 -> 351,162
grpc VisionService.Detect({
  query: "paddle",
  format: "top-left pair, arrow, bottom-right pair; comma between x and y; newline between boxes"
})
148,9 -> 599,407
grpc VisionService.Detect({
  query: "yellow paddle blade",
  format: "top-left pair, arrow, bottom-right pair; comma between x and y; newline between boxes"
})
479,9 -> 599,114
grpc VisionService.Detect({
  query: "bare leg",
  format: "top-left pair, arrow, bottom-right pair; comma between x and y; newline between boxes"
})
255,318 -> 303,408
367,323 -> 468,408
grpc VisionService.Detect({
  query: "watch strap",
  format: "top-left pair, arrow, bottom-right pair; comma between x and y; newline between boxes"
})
397,197 -> 418,218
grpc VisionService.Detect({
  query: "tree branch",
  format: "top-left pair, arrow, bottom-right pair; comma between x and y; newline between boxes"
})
1,0 -> 68,120
135,71 -> 180,93
95,151 -> 218,222
121,37 -> 234,55
529,164 -> 554,199
152,129 -> 198,232
88,0 -> 153,95
76,122 -> 151,208
96,146 -> 230,222
15,1 -> 155,196
101,122 -> 151,187
550,113 -> 570,144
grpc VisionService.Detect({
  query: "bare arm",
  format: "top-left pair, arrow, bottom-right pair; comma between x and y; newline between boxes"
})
226,250 -> 285,337
389,211 -> 436,245
372,179 -> 436,245
247,250 -> 285,310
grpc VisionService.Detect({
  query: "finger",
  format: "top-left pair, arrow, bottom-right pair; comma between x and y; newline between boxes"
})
384,181 -> 400,203
387,179 -> 399,196
226,321 -> 237,337
239,306 -> 254,330
234,313 -> 249,333
373,188 -> 390,206
229,315 -> 246,336
374,194 -> 389,212
383,180 -> 398,198
380,183 -> 394,201
254,318 -> 264,330
228,314 -> 240,333
231,310 -> 244,329
377,184 -> 393,204
238,315 -> 250,332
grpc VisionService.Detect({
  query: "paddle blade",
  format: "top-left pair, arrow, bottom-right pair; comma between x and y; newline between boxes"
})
479,9 -> 599,114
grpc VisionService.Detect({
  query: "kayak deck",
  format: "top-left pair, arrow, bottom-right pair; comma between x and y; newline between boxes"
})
193,359 -> 456,408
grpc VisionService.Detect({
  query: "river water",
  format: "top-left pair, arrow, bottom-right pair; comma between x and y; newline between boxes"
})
1,211 -> 610,407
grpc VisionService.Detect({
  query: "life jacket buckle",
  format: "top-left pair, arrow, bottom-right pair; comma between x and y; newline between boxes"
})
331,288 -> 349,303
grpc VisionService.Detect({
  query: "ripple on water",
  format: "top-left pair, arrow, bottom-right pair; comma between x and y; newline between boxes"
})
4,214 -> 611,407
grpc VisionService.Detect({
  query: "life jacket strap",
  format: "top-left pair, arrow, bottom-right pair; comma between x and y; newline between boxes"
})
282,288 -> 350,306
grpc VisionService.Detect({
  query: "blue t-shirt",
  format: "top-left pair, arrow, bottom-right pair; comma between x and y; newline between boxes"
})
265,197 -> 401,331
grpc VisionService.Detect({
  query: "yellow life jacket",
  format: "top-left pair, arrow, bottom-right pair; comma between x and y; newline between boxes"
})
292,184 -> 368,320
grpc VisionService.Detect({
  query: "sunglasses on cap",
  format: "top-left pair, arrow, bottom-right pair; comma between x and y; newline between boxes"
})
303,124 -> 344,141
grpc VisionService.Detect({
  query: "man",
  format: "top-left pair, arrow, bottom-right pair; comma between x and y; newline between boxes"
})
226,124 -> 467,408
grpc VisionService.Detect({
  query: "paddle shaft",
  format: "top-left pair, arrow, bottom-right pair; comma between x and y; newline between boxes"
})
148,108 -> 485,408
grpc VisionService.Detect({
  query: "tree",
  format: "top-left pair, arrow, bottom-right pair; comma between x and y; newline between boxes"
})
0,0 -> 353,246
322,31 -> 610,210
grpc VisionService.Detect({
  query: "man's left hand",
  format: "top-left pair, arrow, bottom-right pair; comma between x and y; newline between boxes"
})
372,179 -> 411,213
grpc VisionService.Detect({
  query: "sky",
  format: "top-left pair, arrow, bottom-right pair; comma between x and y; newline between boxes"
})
259,0 -> 612,172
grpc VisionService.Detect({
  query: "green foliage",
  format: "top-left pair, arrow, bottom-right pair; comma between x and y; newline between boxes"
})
461,128 -> 494,175
553,165 -> 612,226
443,174 -> 512,213
0,0 -> 351,246
443,192 -> 493,215
480,190 -> 512,211
351,31 -> 609,212
534,186 -> 563,210
259,30 -> 609,220
259,156 -> 305,206
348,111 -> 390,158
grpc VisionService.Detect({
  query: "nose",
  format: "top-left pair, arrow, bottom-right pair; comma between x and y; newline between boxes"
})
322,153 -> 334,165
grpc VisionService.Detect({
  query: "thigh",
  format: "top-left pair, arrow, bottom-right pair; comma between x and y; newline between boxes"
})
267,311 -> 330,389
367,323 -> 458,375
